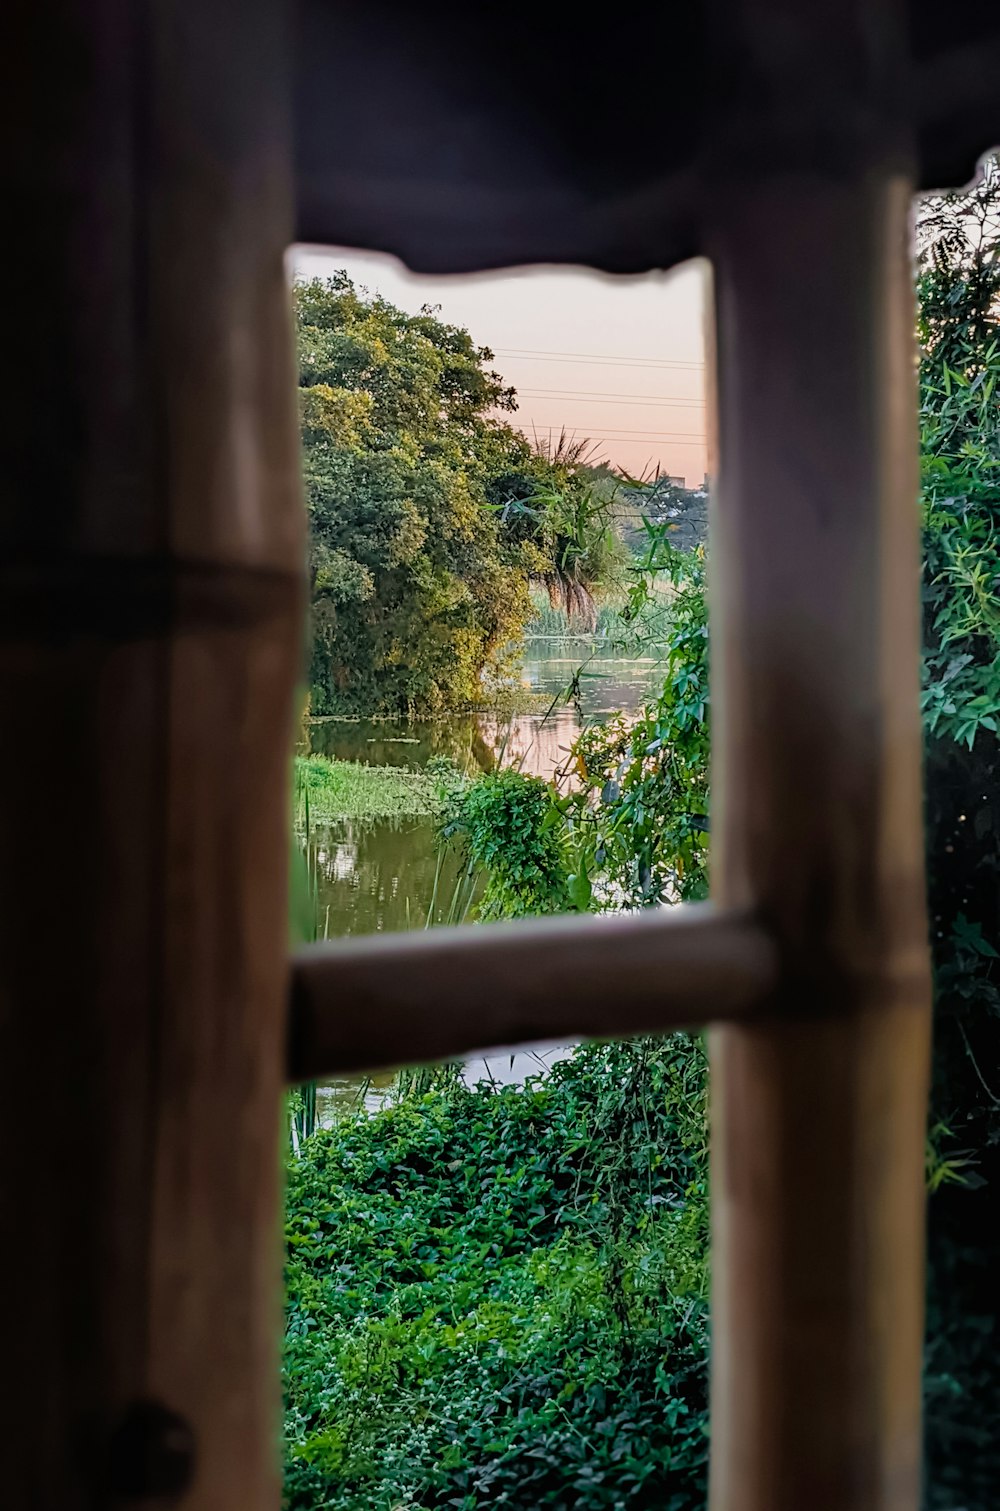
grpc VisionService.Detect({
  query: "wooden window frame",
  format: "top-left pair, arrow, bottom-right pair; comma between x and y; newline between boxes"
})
12,1 -> 983,1508
289,171 -> 932,1511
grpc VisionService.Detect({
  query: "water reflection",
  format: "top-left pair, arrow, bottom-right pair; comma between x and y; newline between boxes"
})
305,715 -> 497,771
311,816 -> 475,937
304,638 -> 664,1117
303,641 -> 663,938
315,1043 -> 575,1127
520,639 -> 662,718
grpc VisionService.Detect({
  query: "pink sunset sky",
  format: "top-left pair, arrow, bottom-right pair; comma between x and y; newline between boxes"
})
292,247 -> 710,487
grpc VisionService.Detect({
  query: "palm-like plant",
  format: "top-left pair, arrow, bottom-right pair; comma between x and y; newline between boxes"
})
498,436 -> 631,629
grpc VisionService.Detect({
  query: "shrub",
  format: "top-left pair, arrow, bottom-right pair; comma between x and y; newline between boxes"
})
441,768 -> 576,919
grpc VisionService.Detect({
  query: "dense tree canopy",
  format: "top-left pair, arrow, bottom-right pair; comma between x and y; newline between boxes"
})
296,277 -> 628,715
297,275 -> 530,714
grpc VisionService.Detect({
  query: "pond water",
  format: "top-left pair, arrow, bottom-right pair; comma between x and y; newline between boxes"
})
314,1041 -> 577,1123
303,639 -> 663,936
304,637 -> 664,1119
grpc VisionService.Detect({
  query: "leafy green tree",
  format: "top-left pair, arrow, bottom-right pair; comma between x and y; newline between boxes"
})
297,278 -> 632,714
297,276 -> 538,715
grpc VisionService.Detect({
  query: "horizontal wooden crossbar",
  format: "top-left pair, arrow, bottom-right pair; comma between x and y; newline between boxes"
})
287,903 -> 778,1081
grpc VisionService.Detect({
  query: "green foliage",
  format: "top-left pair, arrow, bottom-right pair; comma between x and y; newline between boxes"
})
525,595 -> 633,640
556,535 -> 709,908
499,466 -> 633,631
628,479 -> 708,557
289,752 -> 322,1145
294,754 -> 445,825
919,289 -> 1000,750
297,280 -> 631,717
284,1037 -> 709,1511
456,525 -> 708,917
916,164 -> 1000,1508
297,275 -> 535,716
441,768 -> 576,919
434,181 -> 1000,1500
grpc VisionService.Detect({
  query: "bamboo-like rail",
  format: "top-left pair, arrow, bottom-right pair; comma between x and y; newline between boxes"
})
288,903 -> 778,1079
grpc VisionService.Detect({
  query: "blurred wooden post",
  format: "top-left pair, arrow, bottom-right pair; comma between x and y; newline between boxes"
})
706,147 -> 932,1511
1,3 -> 302,1508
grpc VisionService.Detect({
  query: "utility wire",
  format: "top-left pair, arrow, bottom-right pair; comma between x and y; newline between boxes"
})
515,426 -> 706,441
519,391 -> 705,409
494,348 -> 704,370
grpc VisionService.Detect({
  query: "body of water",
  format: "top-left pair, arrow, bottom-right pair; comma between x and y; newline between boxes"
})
304,637 -> 664,1120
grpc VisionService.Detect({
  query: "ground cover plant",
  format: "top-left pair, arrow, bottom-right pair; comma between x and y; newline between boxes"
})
284,1041 -> 710,1511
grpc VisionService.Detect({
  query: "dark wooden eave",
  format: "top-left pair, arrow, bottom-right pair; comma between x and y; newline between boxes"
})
294,0 -> 1000,274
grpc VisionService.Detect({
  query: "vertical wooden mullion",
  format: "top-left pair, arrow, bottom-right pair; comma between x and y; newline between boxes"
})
1,3 -> 302,1507
706,163 -> 932,1511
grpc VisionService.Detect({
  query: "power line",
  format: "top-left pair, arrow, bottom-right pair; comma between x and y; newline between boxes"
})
516,424 -> 705,441
517,422 -> 704,437
498,405 -> 705,434
495,348 -> 704,370
495,346 -> 705,366
519,392 -> 700,404
519,390 -> 705,409
515,420 -> 704,437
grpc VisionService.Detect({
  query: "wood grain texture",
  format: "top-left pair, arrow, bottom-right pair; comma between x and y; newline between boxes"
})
706,162 -> 931,1511
0,2 -> 302,1507
289,904 -> 779,1079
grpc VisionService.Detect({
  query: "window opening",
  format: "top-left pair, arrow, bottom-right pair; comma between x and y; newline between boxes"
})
284,247 -> 721,1510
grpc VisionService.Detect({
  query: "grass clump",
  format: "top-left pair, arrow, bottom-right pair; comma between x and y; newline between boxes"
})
294,754 -> 444,825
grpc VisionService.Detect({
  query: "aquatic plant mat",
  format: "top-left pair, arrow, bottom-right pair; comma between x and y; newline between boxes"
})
294,755 -> 443,824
